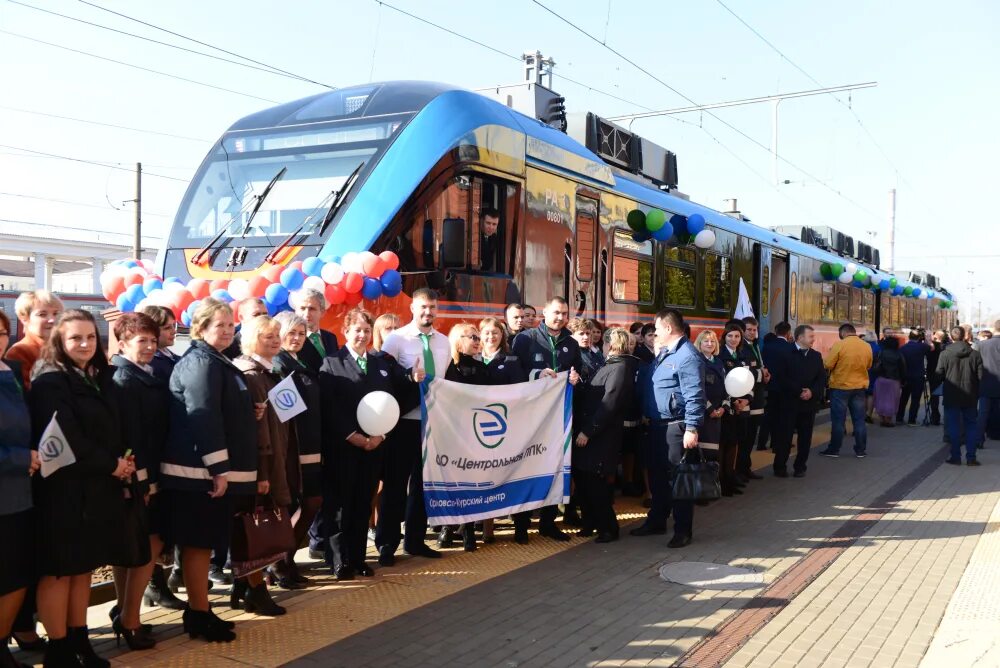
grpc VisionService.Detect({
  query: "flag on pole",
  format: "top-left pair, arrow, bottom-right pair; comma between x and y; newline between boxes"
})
734,277 -> 755,320
38,412 -> 75,478
267,374 -> 306,423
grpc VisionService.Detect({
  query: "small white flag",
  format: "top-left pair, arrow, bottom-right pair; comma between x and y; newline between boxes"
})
734,277 -> 756,320
39,411 -> 75,478
267,374 -> 306,423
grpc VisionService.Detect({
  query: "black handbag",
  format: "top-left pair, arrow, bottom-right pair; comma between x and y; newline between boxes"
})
672,447 -> 721,502
117,482 -> 152,568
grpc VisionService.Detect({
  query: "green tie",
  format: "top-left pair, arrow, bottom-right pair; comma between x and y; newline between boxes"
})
309,332 -> 326,357
420,333 -> 436,380
357,355 -> 367,374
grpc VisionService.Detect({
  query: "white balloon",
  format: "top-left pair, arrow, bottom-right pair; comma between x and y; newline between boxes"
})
164,281 -> 187,294
693,229 -> 716,249
356,391 -> 400,437
228,278 -> 250,301
837,272 -> 853,284
845,262 -> 858,273
341,252 -> 362,274
302,275 -> 326,292
321,261 -> 345,285
145,288 -> 165,305
724,367 -> 755,398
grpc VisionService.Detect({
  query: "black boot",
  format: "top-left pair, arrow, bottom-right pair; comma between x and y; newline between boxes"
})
67,627 -> 108,668
42,637 -> 82,668
243,583 -> 286,616
144,564 -> 186,610
228,579 -> 249,610
437,527 -> 455,548
182,607 -> 236,643
1,642 -> 32,668
462,524 -> 477,552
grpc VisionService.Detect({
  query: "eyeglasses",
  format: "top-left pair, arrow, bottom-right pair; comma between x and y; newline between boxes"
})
0,331 -> 8,337
462,334 -> 480,341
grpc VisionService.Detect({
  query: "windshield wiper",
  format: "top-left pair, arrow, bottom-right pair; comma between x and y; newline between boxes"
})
317,161 -> 364,236
241,166 -> 287,238
264,191 -> 336,264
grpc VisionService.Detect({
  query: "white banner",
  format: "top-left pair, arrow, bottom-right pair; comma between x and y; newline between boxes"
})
39,411 -> 75,478
421,372 -> 572,524
267,374 -> 306,423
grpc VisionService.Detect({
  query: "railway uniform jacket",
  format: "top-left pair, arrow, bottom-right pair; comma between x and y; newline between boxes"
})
150,348 -> 179,384
482,353 -> 528,385
936,341 -> 983,409
234,355 -> 293,506
721,345 -> 754,411
742,338 -> 767,416
161,340 -> 258,496
511,323 -> 583,380
0,360 -> 32,515
698,354 -> 727,452
639,337 -> 706,430
299,329 -> 340,373
574,354 -> 639,475
273,350 -> 323,498
111,355 -> 170,497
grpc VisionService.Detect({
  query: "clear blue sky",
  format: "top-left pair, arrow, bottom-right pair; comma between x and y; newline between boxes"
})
2,0 -> 997,321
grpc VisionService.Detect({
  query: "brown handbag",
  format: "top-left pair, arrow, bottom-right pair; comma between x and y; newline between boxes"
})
230,498 -> 296,577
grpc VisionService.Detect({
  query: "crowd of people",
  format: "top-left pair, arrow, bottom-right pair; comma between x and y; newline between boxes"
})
2,286 -> 999,667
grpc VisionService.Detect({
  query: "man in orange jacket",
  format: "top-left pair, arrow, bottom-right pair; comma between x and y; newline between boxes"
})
820,323 -> 873,458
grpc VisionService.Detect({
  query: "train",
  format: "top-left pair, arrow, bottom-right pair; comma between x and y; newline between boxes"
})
155,80 -> 956,352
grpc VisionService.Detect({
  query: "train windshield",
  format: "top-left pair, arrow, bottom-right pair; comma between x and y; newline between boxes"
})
169,115 -> 409,247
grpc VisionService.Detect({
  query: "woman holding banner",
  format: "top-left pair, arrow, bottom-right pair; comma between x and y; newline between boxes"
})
29,310 -> 133,667
319,308 -> 424,580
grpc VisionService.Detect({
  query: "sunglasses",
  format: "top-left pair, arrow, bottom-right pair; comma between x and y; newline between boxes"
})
462,334 -> 481,342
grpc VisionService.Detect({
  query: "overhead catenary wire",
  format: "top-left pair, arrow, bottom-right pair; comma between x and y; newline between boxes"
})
0,144 -> 188,183
0,190 -> 171,217
0,105 -> 210,143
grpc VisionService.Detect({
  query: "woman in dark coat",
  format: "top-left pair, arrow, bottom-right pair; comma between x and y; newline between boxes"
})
572,328 -> 638,543
29,310 -> 134,667
160,298 -> 257,643
140,305 -> 180,384
109,312 -> 171,651
872,336 -> 907,427
694,330 -> 727,463
319,308 -> 423,580
719,323 -> 752,497
271,312 -> 322,589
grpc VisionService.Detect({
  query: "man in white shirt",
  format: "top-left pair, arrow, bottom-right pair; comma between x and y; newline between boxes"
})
375,288 -> 451,564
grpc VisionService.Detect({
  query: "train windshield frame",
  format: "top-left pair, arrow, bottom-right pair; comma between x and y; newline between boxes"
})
168,113 -> 411,248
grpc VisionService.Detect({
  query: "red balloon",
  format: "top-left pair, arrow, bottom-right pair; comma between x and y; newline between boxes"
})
209,279 -> 230,294
263,265 -> 285,283
324,283 -> 346,305
289,260 -> 304,272
248,275 -> 270,298
362,255 -> 386,278
102,275 -> 126,303
379,251 -> 400,272
342,272 -> 364,294
174,289 -> 195,313
343,290 -> 363,306
170,304 -> 184,322
188,278 -> 211,300
124,272 -> 144,288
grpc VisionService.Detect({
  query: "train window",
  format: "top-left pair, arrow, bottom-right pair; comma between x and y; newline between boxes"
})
611,229 -> 653,304
862,290 -> 875,328
835,284 -> 850,322
849,288 -> 863,324
789,271 -> 798,319
761,265 -> 770,317
703,253 -> 732,312
821,283 -> 836,321
469,177 -> 516,275
575,196 -> 597,282
662,247 -> 697,308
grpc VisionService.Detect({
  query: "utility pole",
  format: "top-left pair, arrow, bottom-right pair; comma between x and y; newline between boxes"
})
886,189 -> 896,272
133,162 -> 142,260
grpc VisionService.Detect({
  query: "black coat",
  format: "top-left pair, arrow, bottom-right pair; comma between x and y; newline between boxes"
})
445,353 -> 491,385
579,348 -> 606,382
742,338 -> 767,412
699,355 -> 727,449
936,341 -> 984,409
874,348 -> 907,382
299,330 -> 340,373
721,345 -> 754,410
273,350 -> 323,497
111,355 -> 170,496
573,355 -> 638,475
29,364 -> 127,575
319,347 -> 415,442
482,354 -> 528,384
511,324 -> 583,379
149,349 -> 179,383
782,347 -> 827,412
978,337 -> 1000,398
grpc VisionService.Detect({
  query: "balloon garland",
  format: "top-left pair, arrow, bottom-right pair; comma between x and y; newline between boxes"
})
628,209 -> 716,250
100,251 -> 404,326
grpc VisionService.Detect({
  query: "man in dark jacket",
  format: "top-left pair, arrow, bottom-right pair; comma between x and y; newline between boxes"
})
510,296 -> 581,542
937,326 -> 984,465
897,331 -> 930,425
771,325 -> 826,477
738,317 -> 768,480
294,289 -> 340,372
976,320 -> 1000,445
758,322 -> 794,451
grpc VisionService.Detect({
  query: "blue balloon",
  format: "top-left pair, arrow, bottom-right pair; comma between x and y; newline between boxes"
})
671,214 -> 688,238
116,292 -> 135,312
143,277 -> 163,296
318,249 -> 341,263
181,310 -> 192,327
912,288 -> 921,297
302,256 -> 325,277
686,213 -> 706,235
892,286 -> 904,296
380,269 -> 402,297
164,276 -> 184,286
186,299 -> 201,316
651,224 -> 673,242
879,279 -> 891,290
264,283 -> 289,306
265,301 -> 278,317
123,260 -> 138,269
211,289 -> 233,302
125,283 -> 145,305
279,267 -> 305,291
852,280 -> 864,288
361,277 -> 383,300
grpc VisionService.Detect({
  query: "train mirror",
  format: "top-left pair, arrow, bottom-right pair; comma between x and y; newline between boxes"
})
440,217 -> 467,268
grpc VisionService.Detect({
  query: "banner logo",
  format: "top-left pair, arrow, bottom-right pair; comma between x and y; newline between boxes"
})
472,403 -> 508,449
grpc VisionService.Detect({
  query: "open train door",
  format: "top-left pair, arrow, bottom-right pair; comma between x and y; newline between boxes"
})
752,244 -> 788,335
787,253 -> 799,330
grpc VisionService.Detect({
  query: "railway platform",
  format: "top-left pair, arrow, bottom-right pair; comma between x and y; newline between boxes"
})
12,419 -> 999,668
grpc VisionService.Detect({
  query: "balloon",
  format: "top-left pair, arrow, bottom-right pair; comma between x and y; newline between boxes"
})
356,391 -> 400,437
101,274 -> 126,303
188,279 -> 211,300
302,256 -> 326,277
211,289 -> 233,302
264,283 -> 289,306
879,278 -> 891,290
341,252 -> 362,274
320,261 -> 344,285
651,224 -> 673,242
693,229 -> 716,249
845,262 -> 858,274
852,280 -> 864,288
173,289 -> 195,313
631,230 -> 652,243
361,277 -> 383,300
280,267 -> 305,291
123,272 -> 145,289
124,283 -> 145,305
164,281 -> 186,295
138,259 -> 155,272
227,279 -> 249,301
342,272 -> 364,294
686,213 -> 706,235
141,277 -> 162,297
812,271 -> 824,283
362,254 -> 386,278
903,286 -> 913,296
889,277 -> 898,289
379,251 -> 400,271
670,214 -> 688,238
248,276 -> 270,298
927,290 -> 935,299
343,290 -> 364,306
263,265 -> 285,283
181,310 -> 192,327
164,276 -> 183,286
207,279 -> 228,295
831,263 -> 844,277
380,269 -> 403,297
724,367 -> 755,398
302,275 -> 326,293
892,286 -> 904,296
186,300 -> 201,316
853,270 -> 866,283
289,260 -> 304,272
838,272 -> 853,284
144,288 -> 165,305
116,292 -> 135,312
324,283 -> 346,306
645,209 -> 667,232
626,209 -> 646,232
819,263 -> 833,280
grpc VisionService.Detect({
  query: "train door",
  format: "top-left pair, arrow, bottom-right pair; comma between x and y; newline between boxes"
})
572,194 -> 599,317
770,252 -> 788,328
787,254 -> 800,330
753,244 -> 786,335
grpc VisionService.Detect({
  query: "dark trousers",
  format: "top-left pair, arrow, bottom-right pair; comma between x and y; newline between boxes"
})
773,407 -> 817,474
375,419 -> 428,553
512,505 -> 559,533
928,388 -> 942,425
308,443 -> 337,554
329,445 -> 382,569
644,422 -> 693,537
757,396 -> 776,449
573,469 -> 618,536
945,406 -> 980,462
720,414 -> 744,491
737,414 -> 761,473
897,379 -> 924,424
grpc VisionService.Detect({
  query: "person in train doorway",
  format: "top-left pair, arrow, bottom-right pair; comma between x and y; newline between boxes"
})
630,308 -> 705,548
375,288 -> 451,564
897,330 -> 931,426
223,298 -> 268,360
771,325 -> 827,478
758,321 -> 794,452
819,323 -> 873,459
479,208 -> 502,273
511,296 -> 582,543
737,317 -> 768,481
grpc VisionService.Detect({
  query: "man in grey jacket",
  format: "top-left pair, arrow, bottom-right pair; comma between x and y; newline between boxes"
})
976,320 -> 1000,446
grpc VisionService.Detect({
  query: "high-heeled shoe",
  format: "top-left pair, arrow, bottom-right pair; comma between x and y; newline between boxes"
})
8,633 -> 46,653
111,616 -> 156,651
229,579 -> 249,610
243,583 -> 286,616
143,564 -> 186,610
108,605 -> 152,634
182,608 -> 235,643
1,643 -> 32,668
66,626 -> 108,668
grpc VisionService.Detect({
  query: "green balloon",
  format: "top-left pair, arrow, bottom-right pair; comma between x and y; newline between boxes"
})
853,270 -> 866,282
832,263 -> 844,277
889,277 -> 898,288
903,286 -> 913,296
645,208 -> 667,232
626,209 -> 646,232
820,263 -> 833,279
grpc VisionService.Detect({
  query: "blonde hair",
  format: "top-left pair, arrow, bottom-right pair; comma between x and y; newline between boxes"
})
273,311 -> 307,340
448,322 -> 478,364
478,317 -> 508,353
241,314 -> 280,356
694,329 -> 719,356
605,327 -> 633,356
373,313 -> 401,351
15,290 -> 63,321
189,298 -> 233,341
